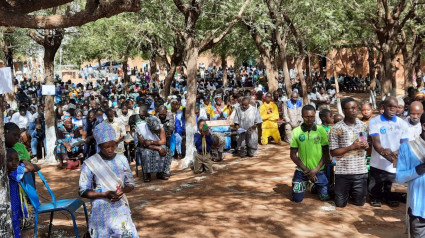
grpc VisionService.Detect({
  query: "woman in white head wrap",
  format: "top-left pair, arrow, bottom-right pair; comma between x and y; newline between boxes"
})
78,122 -> 139,237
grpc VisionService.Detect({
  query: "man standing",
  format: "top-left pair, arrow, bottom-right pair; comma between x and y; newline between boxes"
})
405,101 -> 424,141
396,113 -> 425,238
290,105 -> 330,202
329,98 -> 369,207
368,96 -> 409,207
233,97 -> 262,157
260,93 -> 281,144
283,92 -> 303,143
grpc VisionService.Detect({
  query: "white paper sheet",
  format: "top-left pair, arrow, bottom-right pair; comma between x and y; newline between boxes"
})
0,67 -> 13,94
42,85 -> 56,95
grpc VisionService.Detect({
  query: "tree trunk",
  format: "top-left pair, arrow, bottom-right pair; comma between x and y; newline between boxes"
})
403,58 -> 415,90
367,47 -> 376,89
332,61 -> 343,115
305,54 -> 312,89
2,45 -> 17,109
4,48 -> 13,73
281,52 -> 292,97
30,29 -> 64,164
401,45 -> 418,91
44,46 -> 58,163
163,65 -> 177,98
0,96 -> 14,237
264,56 -> 278,92
181,44 -> 199,168
122,56 -> 129,93
296,57 -> 308,105
149,51 -> 157,82
162,43 -> 184,98
381,45 -> 396,96
221,54 -> 228,88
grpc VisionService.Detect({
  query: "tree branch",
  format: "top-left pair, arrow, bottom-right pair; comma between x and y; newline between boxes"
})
173,0 -> 188,15
0,0 -> 73,14
199,0 -> 250,53
0,0 -> 140,29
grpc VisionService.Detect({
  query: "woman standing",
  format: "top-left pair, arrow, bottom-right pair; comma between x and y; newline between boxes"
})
79,122 -> 138,237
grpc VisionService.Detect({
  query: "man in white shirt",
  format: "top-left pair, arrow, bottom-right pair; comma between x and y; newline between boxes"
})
405,101 -> 423,141
10,105 -> 33,130
368,96 -> 409,207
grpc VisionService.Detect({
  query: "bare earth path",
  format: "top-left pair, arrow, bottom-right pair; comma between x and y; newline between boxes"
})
22,142 -> 406,238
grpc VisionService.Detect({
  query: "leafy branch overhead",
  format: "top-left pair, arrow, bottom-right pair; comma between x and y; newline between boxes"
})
0,0 -> 140,29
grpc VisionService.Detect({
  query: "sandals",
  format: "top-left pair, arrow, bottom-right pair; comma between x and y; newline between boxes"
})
143,173 -> 151,182
387,200 -> 400,207
212,157 -> 223,162
156,172 -> 170,180
370,200 -> 382,207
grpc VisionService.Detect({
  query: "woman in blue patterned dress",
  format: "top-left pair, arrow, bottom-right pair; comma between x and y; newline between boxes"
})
136,116 -> 173,182
79,122 -> 139,237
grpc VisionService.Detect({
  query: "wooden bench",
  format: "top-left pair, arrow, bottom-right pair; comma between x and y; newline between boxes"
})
206,120 -> 234,127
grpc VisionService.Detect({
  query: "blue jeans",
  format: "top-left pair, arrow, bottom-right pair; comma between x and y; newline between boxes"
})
169,133 -> 182,156
292,169 -> 329,203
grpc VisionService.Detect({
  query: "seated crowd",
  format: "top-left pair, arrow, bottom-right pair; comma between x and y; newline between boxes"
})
5,65 -> 425,237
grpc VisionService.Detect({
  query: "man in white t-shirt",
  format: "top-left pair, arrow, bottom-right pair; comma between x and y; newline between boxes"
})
10,105 -> 34,130
405,101 -> 423,141
368,96 -> 409,207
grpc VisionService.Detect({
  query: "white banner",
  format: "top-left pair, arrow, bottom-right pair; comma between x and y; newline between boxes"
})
0,67 -> 13,94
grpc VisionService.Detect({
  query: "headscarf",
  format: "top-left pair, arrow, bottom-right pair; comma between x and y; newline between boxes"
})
93,122 -> 116,145
147,116 -> 162,131
415,92 -> 425,100
62,113 -> 72,122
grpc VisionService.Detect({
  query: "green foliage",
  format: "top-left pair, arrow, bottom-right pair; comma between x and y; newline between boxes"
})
0,28 -> 38,62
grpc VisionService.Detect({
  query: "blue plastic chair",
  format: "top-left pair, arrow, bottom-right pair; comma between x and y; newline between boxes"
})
20,171 -> 88,238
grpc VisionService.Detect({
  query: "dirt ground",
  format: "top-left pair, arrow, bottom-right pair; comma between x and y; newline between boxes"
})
21,92 -> 408,238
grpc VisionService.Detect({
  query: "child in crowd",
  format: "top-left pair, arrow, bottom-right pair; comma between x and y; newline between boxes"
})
319,109 -> 333,134
194,119 -> 213,174
7,148 -> 40,238
333,114 -> 344,124
320,109 -> 335,195
360,101 -> 373,124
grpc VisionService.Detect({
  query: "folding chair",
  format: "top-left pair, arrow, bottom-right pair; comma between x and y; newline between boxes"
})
20,171 -> 89,238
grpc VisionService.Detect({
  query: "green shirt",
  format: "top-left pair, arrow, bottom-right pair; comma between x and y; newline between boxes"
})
290,124 -> 329,171
13,142 -> 31,161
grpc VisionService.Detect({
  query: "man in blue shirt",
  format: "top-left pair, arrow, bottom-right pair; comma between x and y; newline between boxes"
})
397,113 -> 425,238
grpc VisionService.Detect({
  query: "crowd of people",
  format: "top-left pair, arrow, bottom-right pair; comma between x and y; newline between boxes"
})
4,64 -> 425,237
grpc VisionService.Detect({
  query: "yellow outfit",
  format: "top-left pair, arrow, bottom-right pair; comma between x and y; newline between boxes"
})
259,102 -> 281,144
223,105 -> 232,117
204,104 -> 215,119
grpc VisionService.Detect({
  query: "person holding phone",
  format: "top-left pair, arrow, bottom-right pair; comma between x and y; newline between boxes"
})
329,97 -> 369,207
